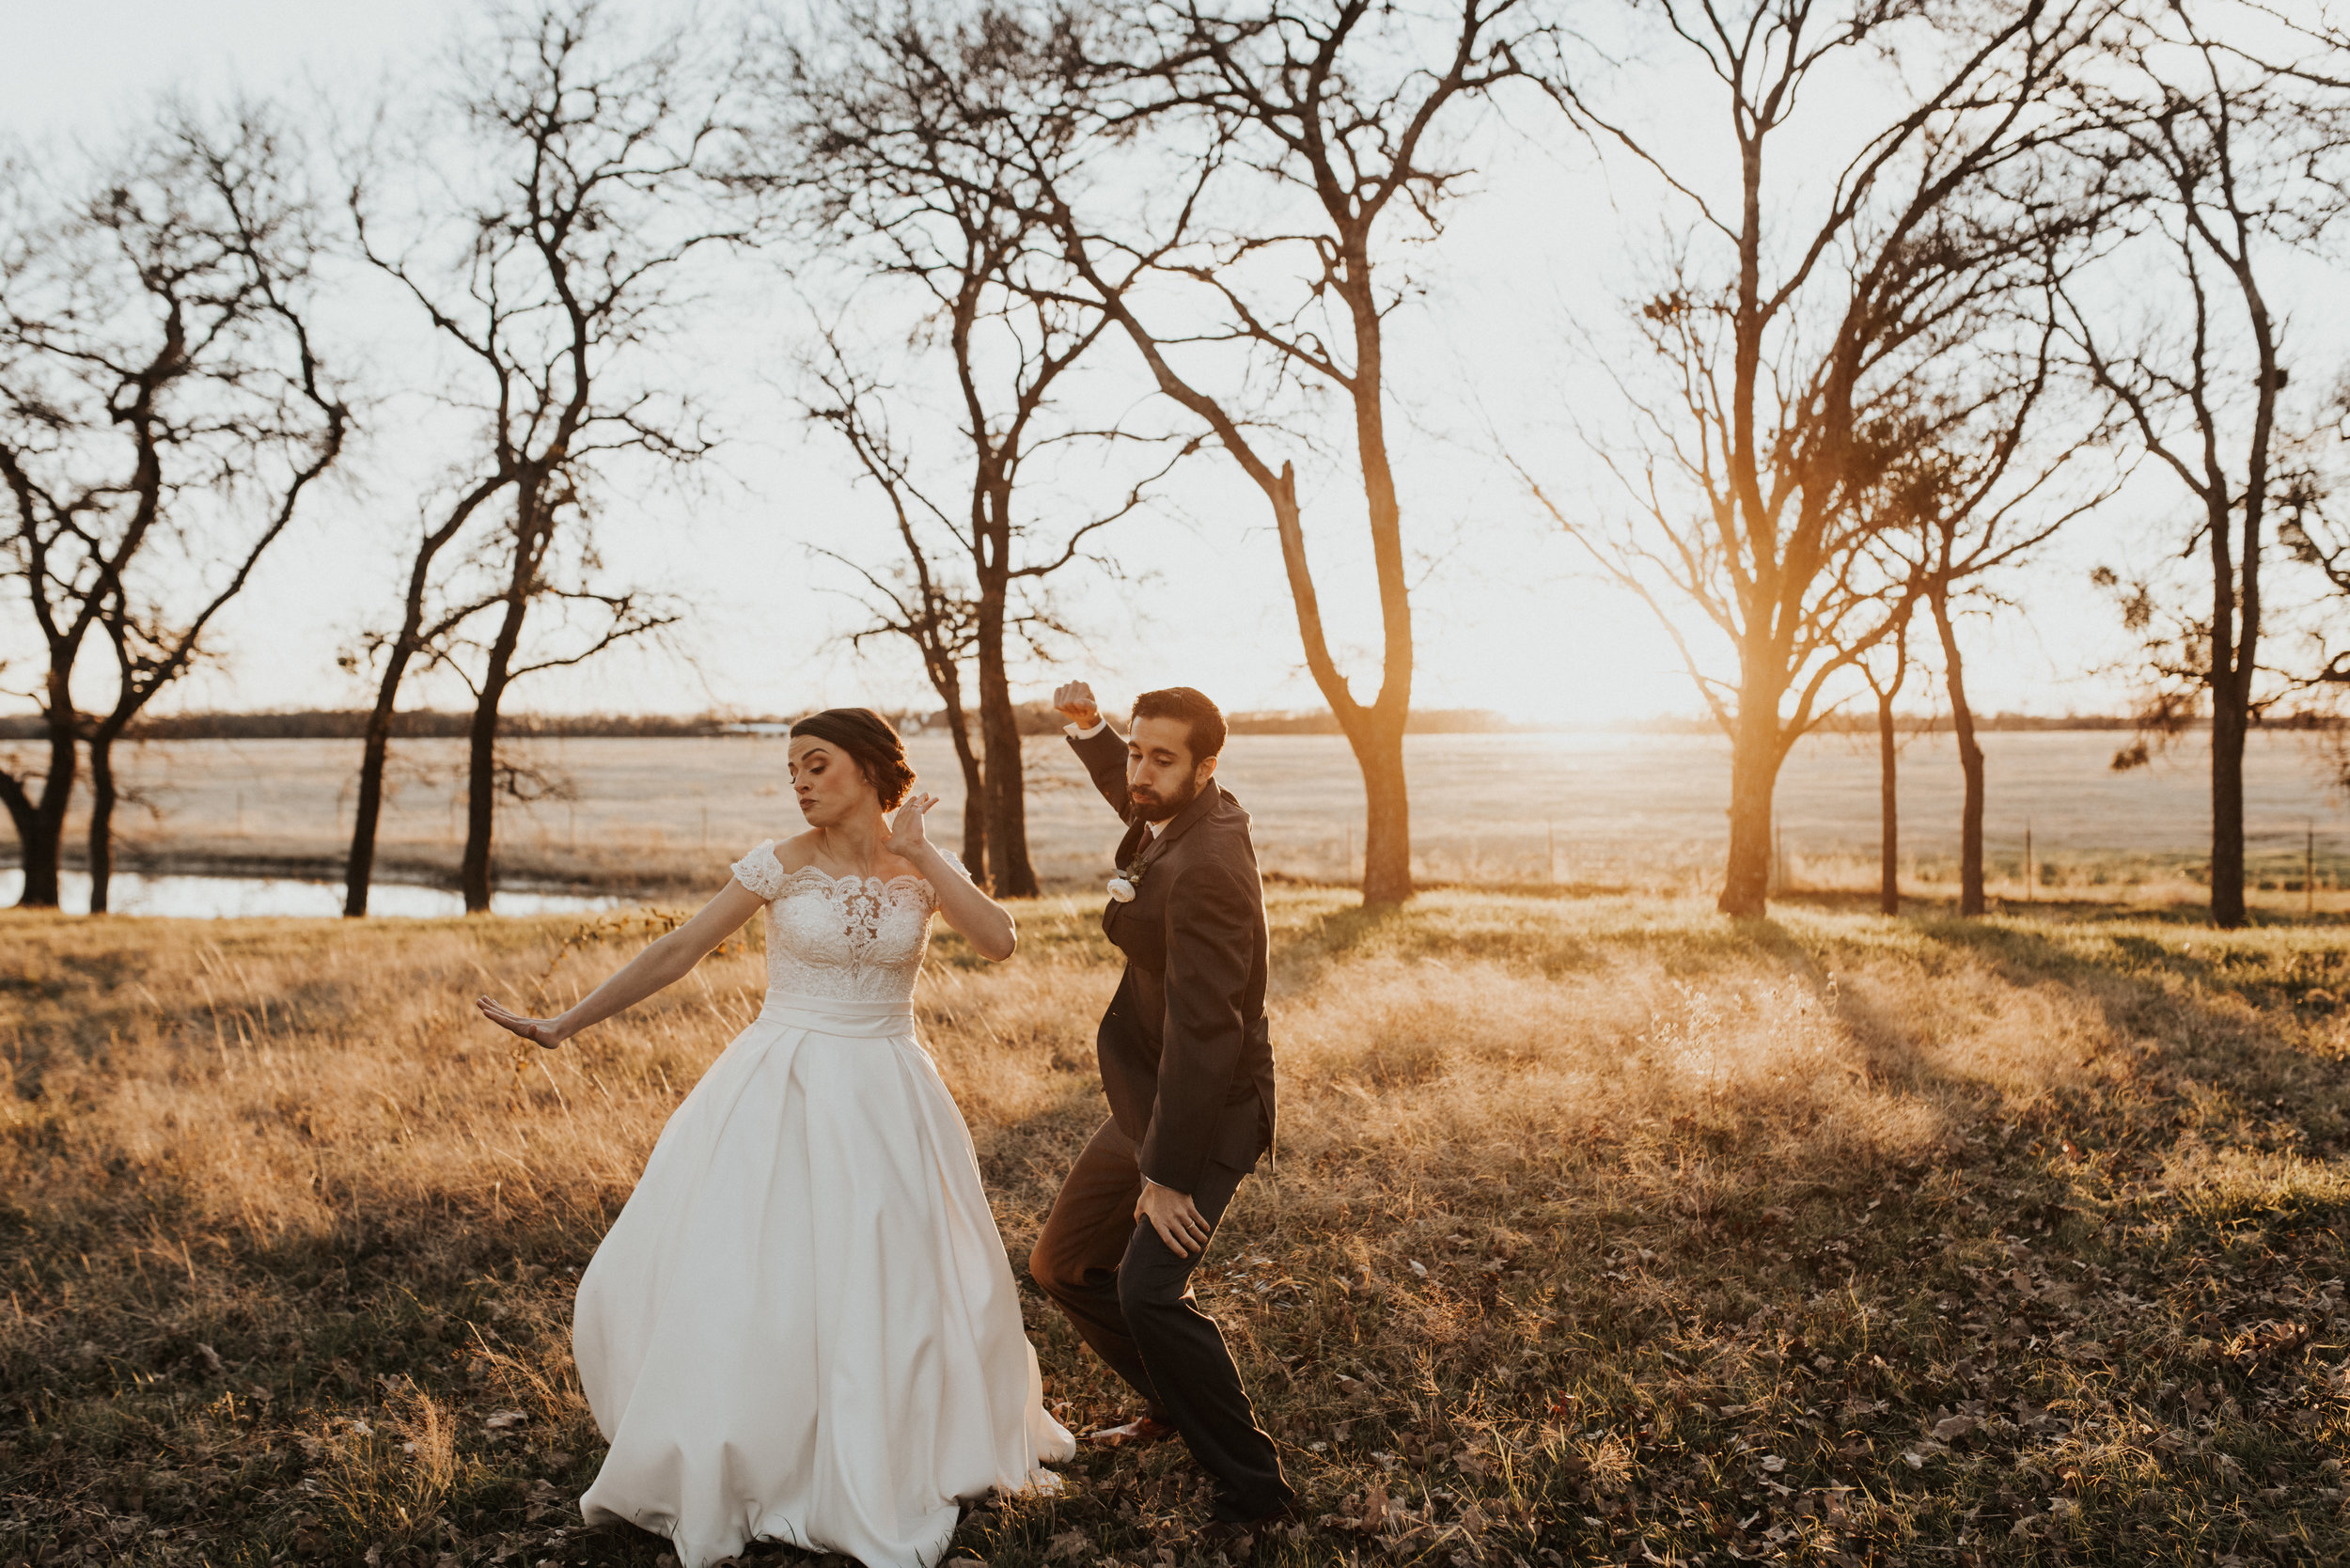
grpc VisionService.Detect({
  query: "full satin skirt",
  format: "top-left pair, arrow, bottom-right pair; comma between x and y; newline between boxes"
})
572,992 -> 1074,1568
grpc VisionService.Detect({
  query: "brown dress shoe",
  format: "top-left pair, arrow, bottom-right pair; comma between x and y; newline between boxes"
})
1083,1414 -> 1180,1449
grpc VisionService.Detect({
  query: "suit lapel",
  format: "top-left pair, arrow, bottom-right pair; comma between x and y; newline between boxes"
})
1104,816 -> 1152,942
1115,817 -> 1151,870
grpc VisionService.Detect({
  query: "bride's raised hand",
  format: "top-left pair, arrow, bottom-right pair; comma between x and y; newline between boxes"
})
885,792 -> 940,859
477,994 -> 567,1050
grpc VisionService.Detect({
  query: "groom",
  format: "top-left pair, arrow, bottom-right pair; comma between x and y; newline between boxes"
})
1028,681 -> 1294,1533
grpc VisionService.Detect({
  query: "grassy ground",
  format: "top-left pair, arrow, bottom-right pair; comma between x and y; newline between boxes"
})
5,888 -> 2350,1567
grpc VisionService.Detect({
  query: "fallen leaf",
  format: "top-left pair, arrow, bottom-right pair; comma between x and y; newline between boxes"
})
1932,1416 -> 1978,1441
1760,1455 -> 1787,1473
482,1410 -> 528,1431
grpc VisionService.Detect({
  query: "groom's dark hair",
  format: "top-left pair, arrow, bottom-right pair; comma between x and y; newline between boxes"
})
790,708 -> 916,808
1132,687 -> 1227,761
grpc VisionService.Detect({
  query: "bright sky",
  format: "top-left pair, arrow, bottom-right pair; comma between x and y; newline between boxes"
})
0,0 -> 2278,727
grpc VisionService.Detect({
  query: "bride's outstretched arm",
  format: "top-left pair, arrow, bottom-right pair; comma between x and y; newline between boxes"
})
888,792 -> 1017,961
476,880 -> 768,1048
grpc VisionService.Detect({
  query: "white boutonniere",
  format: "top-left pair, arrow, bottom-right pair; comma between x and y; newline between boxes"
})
1107,856 -> 1149,903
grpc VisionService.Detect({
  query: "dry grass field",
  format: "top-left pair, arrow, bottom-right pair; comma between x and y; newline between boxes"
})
6,889 -> 2350,1567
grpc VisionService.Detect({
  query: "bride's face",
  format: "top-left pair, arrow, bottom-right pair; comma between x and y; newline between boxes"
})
788,737 -> 879,826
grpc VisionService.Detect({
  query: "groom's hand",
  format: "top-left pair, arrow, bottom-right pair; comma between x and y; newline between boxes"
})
1053,681 -> 1101,729
1136,1179 -> 1210,1258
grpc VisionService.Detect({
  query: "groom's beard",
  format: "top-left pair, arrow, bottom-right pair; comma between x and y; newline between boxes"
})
1129,774 -> 1199,824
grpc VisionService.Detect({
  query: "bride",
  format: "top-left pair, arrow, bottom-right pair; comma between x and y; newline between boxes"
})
477,707 -> 1073,1568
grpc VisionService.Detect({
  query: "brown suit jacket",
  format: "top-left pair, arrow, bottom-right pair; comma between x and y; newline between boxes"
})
1070,724 -> 1277,1193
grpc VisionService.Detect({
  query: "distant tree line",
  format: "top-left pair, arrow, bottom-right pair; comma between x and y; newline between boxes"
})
8,0 -> 2350,927
0,703 -> 1572,742
0,711 -> 744,742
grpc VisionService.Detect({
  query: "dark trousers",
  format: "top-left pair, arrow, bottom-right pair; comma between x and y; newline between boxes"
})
1028,1118 -> 1294,1522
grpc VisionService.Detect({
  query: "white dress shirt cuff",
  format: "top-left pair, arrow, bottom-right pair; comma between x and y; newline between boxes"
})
1064,718 -> 1108,739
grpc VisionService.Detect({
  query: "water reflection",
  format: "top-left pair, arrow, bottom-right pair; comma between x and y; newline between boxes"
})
0,870 -> 624,918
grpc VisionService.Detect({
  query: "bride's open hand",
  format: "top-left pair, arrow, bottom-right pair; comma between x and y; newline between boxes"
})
478,995 -> 567,1050
885,792 -> 940,859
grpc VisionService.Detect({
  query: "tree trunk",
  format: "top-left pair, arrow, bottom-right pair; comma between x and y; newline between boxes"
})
974,578 -> 1036,898
347,496 -> 486,917
1719,697 -> 1779,917
461,664 -> 513,915
944,706 -> 987,883
5,705 -> 77,909
2211,682 -> 2248,928
1931,588 -> 1986,917
345,681 -> 402,917
1342,260 -> 1414,907
1259,463 -> 1415,906
2207,481 -> 2253,928
923,658 -> 987,884
1876,682 -> 1901,917
1354,712 -> 1412,904
86,730 -> 120,914
462,582 -> 533,915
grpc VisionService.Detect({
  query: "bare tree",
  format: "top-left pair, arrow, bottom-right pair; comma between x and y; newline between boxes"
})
1016,0 -> 1539,905
760,2 -> 1188,896
1856,594 -> 1920,916
0,108 -> 349,910
1525,0 -> 2111,917
347,1 -> 745,913
336,493 -> 500,916
2060,0 -> 2347,928
1882,307 -> 2113,914
800,330 -> 995,875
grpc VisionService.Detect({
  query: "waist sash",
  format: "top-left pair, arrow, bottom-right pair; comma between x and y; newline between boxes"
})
756,989 -> 916,1039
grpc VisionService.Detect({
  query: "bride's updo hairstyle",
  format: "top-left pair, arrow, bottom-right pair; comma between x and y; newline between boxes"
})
789,708 -> 916,810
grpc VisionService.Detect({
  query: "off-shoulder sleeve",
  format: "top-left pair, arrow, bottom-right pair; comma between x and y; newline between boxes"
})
729,839 -> 788,902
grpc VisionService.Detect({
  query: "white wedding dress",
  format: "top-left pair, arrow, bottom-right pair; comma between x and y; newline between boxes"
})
572,840 -> 1074,1568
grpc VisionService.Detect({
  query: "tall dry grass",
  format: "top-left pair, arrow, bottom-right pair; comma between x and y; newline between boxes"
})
5,891 -> 2350,1565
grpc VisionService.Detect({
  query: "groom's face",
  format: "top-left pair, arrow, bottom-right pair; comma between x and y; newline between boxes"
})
1126,715 -> 1217,823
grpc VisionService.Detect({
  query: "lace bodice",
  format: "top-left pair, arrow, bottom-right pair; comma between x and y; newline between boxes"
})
728,839 -> 950,1003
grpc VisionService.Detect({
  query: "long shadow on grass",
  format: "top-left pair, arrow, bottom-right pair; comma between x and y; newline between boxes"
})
1909,915 -> 2350,1169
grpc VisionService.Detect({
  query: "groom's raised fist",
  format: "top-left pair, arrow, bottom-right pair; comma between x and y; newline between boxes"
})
1053,681 -> 1100,728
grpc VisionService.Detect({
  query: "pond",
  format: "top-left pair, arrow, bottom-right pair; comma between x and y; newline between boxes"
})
0,870 -> 625,919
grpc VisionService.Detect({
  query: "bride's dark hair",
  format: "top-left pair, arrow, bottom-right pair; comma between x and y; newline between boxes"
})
789,708 -> 916,809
